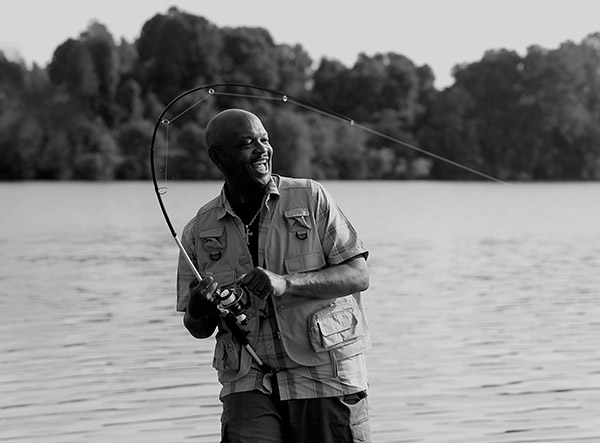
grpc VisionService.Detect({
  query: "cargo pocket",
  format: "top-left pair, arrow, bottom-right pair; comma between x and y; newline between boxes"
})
199,227 -> 226,261
212,331 -> 240,374
341,391 -> 371,443
309,302 -> 367,352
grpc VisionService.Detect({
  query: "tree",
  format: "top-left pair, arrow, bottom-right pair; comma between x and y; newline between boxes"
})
311,52 -> 423,125
137,7 -> 223,103
418,86 -> 482,179
167,121 -> 220,179
311,58 -> 349,111
81,21 -> 120,124
114,119 -> 154,179
220,27 -> 280,87
275,43 -> 313,97
48,38 -> 99,101
268,108 -> 313,177
69,116 -> 120,179
306,114 -> 368,179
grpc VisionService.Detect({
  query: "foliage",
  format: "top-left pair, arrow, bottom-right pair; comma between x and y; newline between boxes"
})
1,7 -> 600,181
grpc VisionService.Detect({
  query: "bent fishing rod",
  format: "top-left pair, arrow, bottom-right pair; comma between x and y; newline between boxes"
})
150,82 -> 508,370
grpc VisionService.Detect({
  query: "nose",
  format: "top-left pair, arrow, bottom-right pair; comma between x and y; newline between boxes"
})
254,139 -> 271,154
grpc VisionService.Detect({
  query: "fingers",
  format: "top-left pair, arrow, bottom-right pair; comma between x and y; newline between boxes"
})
197,275 -> 215,293
187,275 -> 220,318
190,275 -> 218,303
239,268 -> 275,300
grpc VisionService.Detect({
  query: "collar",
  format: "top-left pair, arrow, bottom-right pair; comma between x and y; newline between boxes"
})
216,175 -> 281,220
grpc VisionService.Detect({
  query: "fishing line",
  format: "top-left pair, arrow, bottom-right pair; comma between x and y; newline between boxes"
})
149,82 -> 508,370
160,121 -> 169,194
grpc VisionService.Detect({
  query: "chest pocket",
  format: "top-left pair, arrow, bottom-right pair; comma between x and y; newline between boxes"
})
284,207 -> 311,240
283,206 -> 326,274
199,227 -> 226,261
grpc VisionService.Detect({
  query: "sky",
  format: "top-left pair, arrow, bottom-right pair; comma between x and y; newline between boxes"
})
2,0 -> 600,88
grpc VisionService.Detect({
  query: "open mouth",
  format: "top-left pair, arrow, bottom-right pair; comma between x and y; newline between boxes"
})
250,158 -> 269,174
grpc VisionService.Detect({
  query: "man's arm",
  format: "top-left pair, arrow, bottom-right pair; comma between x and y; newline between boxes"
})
241,255 -> 369,300
184,311 -> 220,339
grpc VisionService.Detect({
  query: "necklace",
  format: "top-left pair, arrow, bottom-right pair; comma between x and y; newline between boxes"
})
241,207 -> 261,245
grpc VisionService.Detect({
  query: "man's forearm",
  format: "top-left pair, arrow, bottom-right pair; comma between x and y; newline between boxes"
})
284,256 -> 369,299
183,311 -> 219,339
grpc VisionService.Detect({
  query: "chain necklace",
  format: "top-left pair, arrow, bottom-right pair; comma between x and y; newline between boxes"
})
240,207 -> 261,245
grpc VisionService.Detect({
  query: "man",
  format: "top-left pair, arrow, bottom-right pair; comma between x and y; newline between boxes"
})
176,108 -> 372,443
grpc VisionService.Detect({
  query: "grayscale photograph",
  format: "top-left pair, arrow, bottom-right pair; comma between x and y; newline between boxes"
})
1,1 -> 599,442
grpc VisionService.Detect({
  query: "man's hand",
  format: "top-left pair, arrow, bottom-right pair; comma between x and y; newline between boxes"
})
239,267 -> 287,299
187,275 -> 220,319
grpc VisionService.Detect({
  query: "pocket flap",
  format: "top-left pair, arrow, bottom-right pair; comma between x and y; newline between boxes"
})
199,227 -> 224,238
284,207 -> 309,218
199,227 -> 225,249
309,302 -> 366,352
317,308 -> 356,337
284,207 -> 312,229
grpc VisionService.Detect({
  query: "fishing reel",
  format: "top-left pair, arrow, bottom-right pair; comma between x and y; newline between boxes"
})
215,285 -> 251,325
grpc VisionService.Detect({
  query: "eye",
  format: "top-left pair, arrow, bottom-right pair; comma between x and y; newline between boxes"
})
235,138 -> 254,148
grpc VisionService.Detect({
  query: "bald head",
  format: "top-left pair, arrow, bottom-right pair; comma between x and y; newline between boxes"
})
205,109 -> 262,149
204,108 -> 273,192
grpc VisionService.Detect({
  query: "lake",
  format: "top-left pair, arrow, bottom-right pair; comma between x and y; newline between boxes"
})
1,181 -> 599,442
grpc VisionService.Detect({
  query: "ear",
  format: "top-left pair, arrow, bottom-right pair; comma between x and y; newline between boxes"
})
208,148 -> 221,168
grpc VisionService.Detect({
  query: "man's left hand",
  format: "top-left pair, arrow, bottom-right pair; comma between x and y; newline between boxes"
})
239,267 -> 287,299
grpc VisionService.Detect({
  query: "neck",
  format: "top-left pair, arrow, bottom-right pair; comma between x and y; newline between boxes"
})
225,183 -> 265,223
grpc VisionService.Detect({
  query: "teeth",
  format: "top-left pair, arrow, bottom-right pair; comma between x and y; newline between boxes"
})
252,160 -> 268,173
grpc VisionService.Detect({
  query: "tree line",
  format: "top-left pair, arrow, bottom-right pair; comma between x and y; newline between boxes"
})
2,6 -> 600,181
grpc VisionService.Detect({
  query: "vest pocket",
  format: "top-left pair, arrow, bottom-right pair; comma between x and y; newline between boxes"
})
212,332 -> 240,373
199,227 -> 226,259
309,301 -> 367,352
284,207 -> 312,240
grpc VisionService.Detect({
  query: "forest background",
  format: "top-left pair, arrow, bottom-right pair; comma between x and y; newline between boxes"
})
2,7 -> 600,181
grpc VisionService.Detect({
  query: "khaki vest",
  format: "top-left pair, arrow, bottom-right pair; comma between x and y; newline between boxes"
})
187,176 -> 370,382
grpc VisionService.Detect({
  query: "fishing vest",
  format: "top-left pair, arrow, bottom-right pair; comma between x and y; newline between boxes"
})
188,176 -> 370,382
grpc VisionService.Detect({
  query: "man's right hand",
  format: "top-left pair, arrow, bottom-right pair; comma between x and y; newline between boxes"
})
186,275 -> 220,319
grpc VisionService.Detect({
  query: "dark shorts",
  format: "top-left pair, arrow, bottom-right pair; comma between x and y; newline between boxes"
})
220,390 -> 371,443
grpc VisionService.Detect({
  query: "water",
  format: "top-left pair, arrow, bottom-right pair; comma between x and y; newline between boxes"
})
1,181 -> 599,442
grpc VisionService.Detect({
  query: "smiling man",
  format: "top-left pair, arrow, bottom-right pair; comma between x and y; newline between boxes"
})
176,108 -> 372,443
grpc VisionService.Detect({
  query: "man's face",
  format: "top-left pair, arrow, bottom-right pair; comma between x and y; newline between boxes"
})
211,113 -> 273,190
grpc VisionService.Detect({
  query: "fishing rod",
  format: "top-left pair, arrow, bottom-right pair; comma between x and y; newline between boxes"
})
150,82 -> 508,371
149,85 -> 277,372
